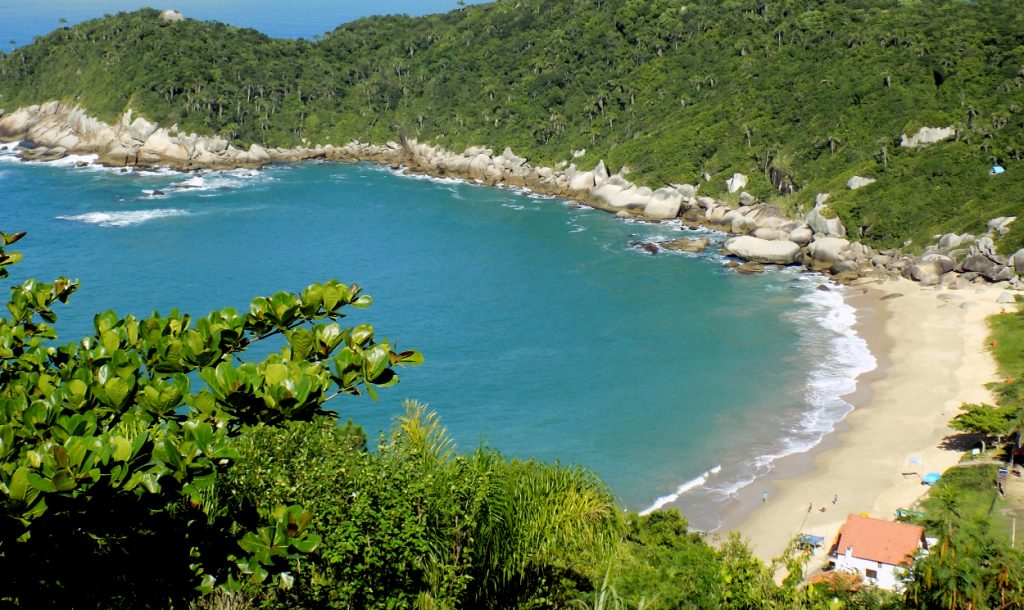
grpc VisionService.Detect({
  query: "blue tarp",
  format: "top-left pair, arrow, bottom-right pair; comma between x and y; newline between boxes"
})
992,165 -> 1006,174
922,472 -> 941,485
798,534 -> 825,548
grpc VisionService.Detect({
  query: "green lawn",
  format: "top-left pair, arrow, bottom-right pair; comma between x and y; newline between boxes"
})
916,462 -> 1022,549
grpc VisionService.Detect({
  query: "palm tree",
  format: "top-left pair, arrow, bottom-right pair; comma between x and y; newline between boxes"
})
390,402 -> 622,606
466,451 -> 621,603
1010,407 -> 1024,449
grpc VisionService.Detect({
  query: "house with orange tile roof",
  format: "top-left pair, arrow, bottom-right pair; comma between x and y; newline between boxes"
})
827,514 -> 928,591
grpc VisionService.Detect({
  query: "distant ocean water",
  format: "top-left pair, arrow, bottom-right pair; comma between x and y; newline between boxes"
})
0,146 -> 875,530
0,0 -> 489,49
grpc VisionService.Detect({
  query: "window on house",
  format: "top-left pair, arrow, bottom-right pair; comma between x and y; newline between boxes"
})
866,569 -> 878,580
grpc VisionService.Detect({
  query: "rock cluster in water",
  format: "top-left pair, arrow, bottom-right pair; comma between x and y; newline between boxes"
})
1,102 -> 1021,290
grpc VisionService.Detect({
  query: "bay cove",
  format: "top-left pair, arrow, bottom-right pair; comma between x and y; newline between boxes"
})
0,152 -> 869,530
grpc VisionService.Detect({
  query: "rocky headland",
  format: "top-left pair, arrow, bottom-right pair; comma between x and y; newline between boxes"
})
2,101 -> 1021,295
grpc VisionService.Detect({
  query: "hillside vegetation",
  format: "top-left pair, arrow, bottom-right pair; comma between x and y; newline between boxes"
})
2,1 -> 1024,250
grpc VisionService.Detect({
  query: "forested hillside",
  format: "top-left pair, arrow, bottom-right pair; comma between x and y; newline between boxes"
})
1,0 -> 1024,248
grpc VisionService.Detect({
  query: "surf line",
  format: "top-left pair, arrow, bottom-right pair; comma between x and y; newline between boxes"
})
640,465 -> 722,516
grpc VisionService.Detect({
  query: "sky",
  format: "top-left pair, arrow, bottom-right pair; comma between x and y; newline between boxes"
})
0,0 -> 490,49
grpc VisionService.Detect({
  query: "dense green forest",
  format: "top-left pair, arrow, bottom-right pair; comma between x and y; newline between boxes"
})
2,0 -> 1024,250
4,3 -> 1024,604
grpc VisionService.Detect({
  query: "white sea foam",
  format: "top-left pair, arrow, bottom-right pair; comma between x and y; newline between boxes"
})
57,209 -> 189,227
0,145 -> 99,168
160,169 -> 272,196
381,165 -> 464,186
175,175 -> 206,189
642,277 -> 877,526
0,143 -> 22,163
131,167 -> 179,177
48,153 -> 99,167
641,465 -> 722,516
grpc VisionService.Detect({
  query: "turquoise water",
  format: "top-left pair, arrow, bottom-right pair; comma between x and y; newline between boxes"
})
0,3 -> 876,529
0,151 -> 873,529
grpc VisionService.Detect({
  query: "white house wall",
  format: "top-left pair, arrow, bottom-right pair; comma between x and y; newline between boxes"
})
834,555 -> 906,590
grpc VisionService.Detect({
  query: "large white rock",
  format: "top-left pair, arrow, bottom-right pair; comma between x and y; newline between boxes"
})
593,160 -> 610,184
500,147 -> 526,167
671,183 -> 697,199
900,125 -> 956,148
987,216 -> 1016,236
846,176 -> 876,190
569,168 -> 596,192
643,187 -> 683,220
138,129 -> 189,163
724,236 -> 802,265
696,196 -> 716,209
920,253 -> 956,275
937,233 -> 966,250
159,9 -> 185,22
248,143 -> 270,163
726,172 -> 747,193
1011,249 -> 1024,273
806,203 -> 847,237
0,106 -> 36,139
466,153 -> 491,179
808,236 -> 851,263
127,117 -> 158,142
753,227 -> 787,241
705,204 -> 729,224
722,210 -> 756,233
789,226 -> 813,246
591,176 -> 651,210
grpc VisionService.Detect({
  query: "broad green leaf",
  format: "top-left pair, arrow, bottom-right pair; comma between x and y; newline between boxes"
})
104,377 -> 131,409
321,284 -> 340,312
9,467 -> 29,501
112,436 -> 131,462
51,472 -> 77,492
291,533 -> 321,554
26,472 -> 57,493
264,363 -> 288,386
286,327 -> 314,361
100,329 -> 119,353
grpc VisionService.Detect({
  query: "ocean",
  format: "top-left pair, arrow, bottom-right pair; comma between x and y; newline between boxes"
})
0,2 -> 875,530
0,148 -> 875,530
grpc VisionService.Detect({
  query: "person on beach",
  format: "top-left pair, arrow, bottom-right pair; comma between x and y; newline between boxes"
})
762,491 -> 768,503
833,494 -> 838,504
807,503 -> 813,513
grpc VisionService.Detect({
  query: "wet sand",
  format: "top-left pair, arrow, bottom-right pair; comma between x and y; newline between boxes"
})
724,277 -> 1008,565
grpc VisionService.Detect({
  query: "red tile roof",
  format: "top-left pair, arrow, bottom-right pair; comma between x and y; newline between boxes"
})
833,514 -> 925,566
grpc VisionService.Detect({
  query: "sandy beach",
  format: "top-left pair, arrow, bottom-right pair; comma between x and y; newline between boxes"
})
727,276 -> 1010,565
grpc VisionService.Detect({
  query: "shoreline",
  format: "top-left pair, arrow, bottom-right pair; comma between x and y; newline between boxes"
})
721,276 -> 1007,563
4,106 -> 1022,553
5,102 -> 1024,296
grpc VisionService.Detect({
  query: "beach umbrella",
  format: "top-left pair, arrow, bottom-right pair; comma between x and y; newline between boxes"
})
922,472 -> 941,485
